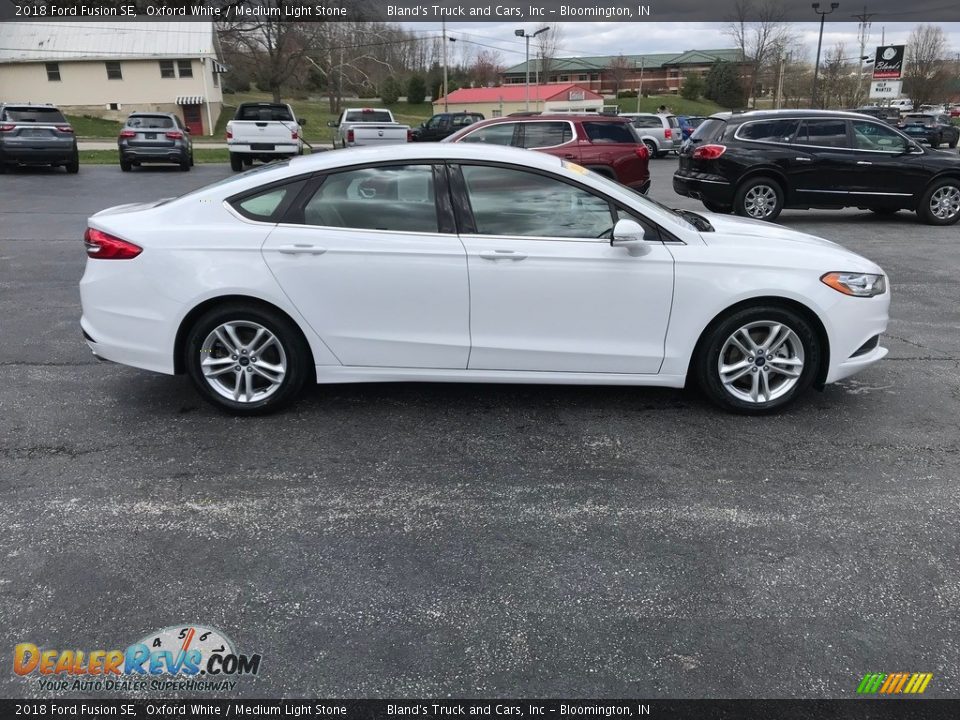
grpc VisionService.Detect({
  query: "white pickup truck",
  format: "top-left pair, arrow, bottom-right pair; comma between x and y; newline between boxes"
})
226,102 -> 304,171
328,108 -> 410,149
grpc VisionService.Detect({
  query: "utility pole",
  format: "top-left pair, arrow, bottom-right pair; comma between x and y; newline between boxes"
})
515,27 -> 550,111
442,21 -> 448,112
636,56 -> 645,112
852,6 -> 875,105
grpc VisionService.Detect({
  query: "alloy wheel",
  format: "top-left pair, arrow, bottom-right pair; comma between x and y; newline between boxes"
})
717,321 -> 805,404
743,185 -> 779,219
199,321 -> 287,403
929,185 -> 960,221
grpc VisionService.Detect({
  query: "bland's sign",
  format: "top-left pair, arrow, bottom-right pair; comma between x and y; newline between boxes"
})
869,80 -> 902,98
873,45 -> 906,80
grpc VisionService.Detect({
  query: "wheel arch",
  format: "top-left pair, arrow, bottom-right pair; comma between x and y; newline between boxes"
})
686,295 -> 831,390
736,166 -> 789,197
173,294 -> 317,376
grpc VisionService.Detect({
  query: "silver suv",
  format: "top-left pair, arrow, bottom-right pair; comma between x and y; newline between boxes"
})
620,113 -> 682,158
118,112 -> 193,171
0,103 -> 79,173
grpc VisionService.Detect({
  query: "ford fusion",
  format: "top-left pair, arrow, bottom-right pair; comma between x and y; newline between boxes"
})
80,145 -> 889,415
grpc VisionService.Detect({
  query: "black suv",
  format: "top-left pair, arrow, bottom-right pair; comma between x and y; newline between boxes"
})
410,112 -> 484,142
674,110 -> 960,226
0,104 -> 79,173
897,113 -> 960,149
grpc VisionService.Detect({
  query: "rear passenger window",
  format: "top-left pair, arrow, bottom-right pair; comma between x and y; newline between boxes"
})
232,181 -> 304,222
299,165 -> 439,233
796,120 -> 849,148
521,122 -> 572,148
459,123 -> 517,145
737,119 -> 799,143
582,122 -> 636,144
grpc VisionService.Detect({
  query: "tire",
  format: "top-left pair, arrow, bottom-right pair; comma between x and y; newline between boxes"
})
695,305 -> 820,414
702,200 -> 732,214
179,156 -> 190,171
949,134 -> 958,149
65,152 -> 79,174
229,152 -> 243,172
185,303 -> 310,415
734,176 -> 784,222
642,140 -> 657,158
190,152 -> 195,167
917,177 -> 960,226
120,158 -> 132,172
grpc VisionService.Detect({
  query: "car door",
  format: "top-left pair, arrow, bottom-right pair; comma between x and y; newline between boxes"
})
848,118 -> 928,199
260,163 -> 470,369
452,163 -> 675,374
788,118 -> 855,203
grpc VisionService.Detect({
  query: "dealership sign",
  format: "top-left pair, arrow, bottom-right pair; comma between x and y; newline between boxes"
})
873,45 -> 905,79
869,80 -> 902,99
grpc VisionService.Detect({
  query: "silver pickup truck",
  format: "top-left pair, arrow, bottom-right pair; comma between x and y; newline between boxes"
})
329,108 -> 410,149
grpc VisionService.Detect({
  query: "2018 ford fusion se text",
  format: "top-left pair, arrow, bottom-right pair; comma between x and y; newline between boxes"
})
80,145 -> 889,415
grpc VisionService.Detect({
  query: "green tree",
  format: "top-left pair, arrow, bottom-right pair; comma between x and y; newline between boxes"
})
704,61 -> 747,108
380,76 -> 402,105
681,73 -> 705,100
407,75 -> 427,105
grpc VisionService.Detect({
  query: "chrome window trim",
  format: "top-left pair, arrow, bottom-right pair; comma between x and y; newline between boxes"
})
732,116 -> 916,154
522,120 -> 579,150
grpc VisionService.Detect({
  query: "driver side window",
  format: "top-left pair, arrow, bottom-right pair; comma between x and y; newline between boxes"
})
460,165 -> 615,239
851,120 -> 908,153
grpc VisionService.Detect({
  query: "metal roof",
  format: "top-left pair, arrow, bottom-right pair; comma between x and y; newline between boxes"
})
504,49 -> 745,75
0,22 -> 218,63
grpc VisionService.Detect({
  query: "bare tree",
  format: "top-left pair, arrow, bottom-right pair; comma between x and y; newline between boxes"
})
819,42 -> 856,108
903,24 -> 951,106
535,25 -> 566,84
470,50 -> 504,87
725,0 -> 792,107
606,55 -> 633,96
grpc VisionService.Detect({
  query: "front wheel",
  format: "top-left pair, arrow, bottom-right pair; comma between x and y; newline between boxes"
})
734,176 -> 783,221
917,178 -> 960,225
185,304 -> 310,415
695,305 -> 820,414
229,152 -> 243,172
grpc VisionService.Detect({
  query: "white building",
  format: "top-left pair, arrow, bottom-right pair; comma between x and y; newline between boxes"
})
0,22 -> 226,135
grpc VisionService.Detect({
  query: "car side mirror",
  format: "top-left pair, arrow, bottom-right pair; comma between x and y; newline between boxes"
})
327,120 -> 337,128
610,219 -> 652,256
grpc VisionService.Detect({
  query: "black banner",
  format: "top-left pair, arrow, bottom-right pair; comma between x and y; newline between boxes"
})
2,0 -> 960,22
2,700 -> 960,720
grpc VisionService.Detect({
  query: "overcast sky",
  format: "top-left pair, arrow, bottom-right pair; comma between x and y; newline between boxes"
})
415,22 -> 960,67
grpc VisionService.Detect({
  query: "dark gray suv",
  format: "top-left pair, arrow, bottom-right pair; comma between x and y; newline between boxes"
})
118,112 -> 193,171
0,104 -> 79,173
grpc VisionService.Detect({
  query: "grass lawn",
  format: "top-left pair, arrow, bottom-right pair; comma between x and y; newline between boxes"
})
613,95 -> 726,116
67,114 -> 122,137
80,148 -> 232,164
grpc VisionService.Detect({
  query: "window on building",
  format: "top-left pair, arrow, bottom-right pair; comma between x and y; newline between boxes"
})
160,60 -> 176,78
212,72 -> 220,88
45,62 -> 61,82
577,74 -> 588,82
558,75 -> 569,82
177,60 -> 193,78
105,61 -> 122,80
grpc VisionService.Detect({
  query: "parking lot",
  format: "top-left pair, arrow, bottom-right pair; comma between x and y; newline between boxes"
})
1,158 -> 959,699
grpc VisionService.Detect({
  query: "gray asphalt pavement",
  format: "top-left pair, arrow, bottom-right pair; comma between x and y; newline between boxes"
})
1,159 -> 958,699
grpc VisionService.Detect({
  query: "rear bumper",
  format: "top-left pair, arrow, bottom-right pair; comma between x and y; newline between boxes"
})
628,178 -> 652,195
228,142 -> 299,155
120,146 -> 187,163
0,144 -> 75,165
673,171 -> 734,204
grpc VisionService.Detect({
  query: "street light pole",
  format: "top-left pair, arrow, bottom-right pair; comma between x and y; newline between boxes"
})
515,27 -> 550,112
811,2 -> 839,108
442,21 -> 448,112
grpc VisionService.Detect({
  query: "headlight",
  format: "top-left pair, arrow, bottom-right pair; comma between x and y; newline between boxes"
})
820,272 -> 886,297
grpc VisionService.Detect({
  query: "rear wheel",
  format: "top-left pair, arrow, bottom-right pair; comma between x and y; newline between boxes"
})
120,159 -> 132,172
65,151 -> 79,174
734,176 -> 783,222
179,156 -> 190,171
642,140 -> 657,158
917,178 -> 960,225
229,152 -> 243,172
696,305 -> 820,414
185,303 -> 310,415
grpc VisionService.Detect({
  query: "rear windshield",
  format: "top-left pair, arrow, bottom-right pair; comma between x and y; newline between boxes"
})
902,114 -> 933,122
235,105 -> 294,122
582,121 -> 636,144
2,107 -> 67,123
344,110 -> 394,123
690,117 -> 727,143
126,115 -> 174,129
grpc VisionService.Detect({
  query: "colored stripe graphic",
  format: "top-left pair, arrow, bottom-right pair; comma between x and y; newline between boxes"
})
858,673 -> 932,694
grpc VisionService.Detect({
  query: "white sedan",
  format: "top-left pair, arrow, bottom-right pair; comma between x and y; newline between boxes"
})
80,144 -> 889,415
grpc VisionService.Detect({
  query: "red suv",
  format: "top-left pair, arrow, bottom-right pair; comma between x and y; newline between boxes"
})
444,115 -> 651,194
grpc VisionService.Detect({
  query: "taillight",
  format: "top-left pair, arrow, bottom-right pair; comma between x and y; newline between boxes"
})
407,129 -> 413,142
226,129 -> 233,139
119,129 -> 136,138
55,124 -> 74,134
291,130 -> 298,140
0,124 -> 15,132
165,130 -> 183,139
692,144 -> 726,160
83,228 -> 142,260
664,128 -> 672,139
347,129 -> 355,143
635,144 -> 649,160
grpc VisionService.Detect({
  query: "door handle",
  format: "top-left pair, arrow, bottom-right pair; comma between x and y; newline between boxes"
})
856,161 -> 873,165
478,250 -> 527,261
276,244 -> 327,256
794,157 -> 812,162
562,153 -> 576,159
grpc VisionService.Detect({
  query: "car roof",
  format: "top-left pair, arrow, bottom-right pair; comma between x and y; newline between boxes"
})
710,109 -> 891,122
470,114 -> 630,124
